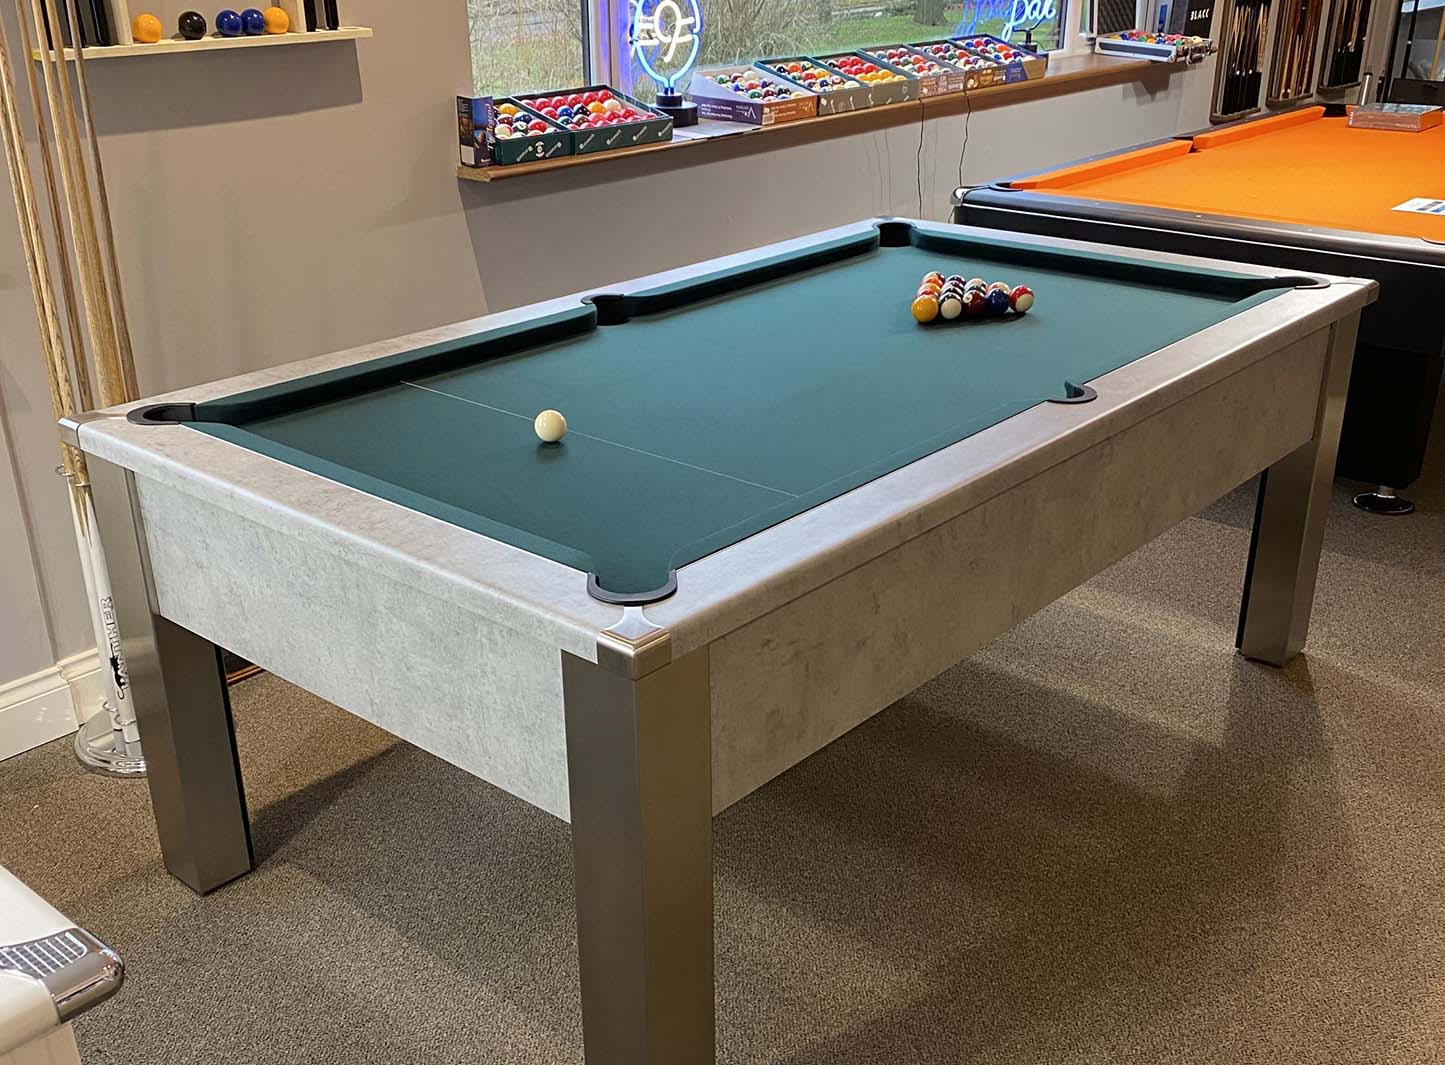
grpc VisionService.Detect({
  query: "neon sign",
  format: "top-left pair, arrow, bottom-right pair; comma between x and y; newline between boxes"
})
629,0 -> 703,93
954,0 -> 1058,42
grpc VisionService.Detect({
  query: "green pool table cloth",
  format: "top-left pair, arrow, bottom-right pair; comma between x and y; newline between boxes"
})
185,223 -> 1295,600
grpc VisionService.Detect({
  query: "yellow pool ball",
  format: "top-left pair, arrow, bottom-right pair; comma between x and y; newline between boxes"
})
498,103 -> 520,116
534,409 -> 568,443
262,5 -> 290,32
132,12 -> 163,42
911,295 -> 939,323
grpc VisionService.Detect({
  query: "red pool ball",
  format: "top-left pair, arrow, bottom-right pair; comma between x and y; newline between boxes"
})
528,119 -> 547,133
597,88 -> 612,100
1009,285 -> 1034,313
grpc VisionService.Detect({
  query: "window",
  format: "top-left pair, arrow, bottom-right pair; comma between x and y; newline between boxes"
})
468,0 -> 590,96
469,0 -> 1073,100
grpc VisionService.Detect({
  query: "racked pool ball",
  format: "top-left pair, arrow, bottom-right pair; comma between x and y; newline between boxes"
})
962,291 -> 988,318
1009,285 -> 1034,313
911,294 -> 939,323
986,289 -> 1012,315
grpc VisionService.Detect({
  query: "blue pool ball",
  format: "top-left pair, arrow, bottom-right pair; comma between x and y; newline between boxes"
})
558,105 -> 573,117
986,289 -> 1012,315
215,8 -> 243,35
240,7 -> 265,32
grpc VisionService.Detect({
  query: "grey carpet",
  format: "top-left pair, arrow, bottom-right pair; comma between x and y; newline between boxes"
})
3,405 -> 1443,1065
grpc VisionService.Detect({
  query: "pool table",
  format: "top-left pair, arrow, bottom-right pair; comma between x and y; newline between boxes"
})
63,219 -> 1371,1064
953,105 -> 1445,514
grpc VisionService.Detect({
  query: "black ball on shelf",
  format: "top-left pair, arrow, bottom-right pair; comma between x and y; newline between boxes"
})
177,9 -> 207,38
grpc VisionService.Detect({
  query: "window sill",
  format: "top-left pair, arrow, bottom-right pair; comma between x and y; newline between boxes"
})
457,53 -> 1183,183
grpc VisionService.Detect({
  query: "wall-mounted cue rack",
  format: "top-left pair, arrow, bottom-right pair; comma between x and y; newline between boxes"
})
1317,0 -> 1371,88
1267,0 -> 1325,103
1213,0 -> 1273,120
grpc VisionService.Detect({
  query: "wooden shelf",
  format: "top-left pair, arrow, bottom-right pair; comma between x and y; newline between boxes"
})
458,54 -> 1165,183
33,25 -> 371,60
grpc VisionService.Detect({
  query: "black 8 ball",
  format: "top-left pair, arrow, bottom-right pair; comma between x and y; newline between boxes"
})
178,10 -> 207,38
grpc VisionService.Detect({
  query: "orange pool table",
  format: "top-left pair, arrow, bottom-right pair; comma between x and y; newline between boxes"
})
955,105 -> 1445,513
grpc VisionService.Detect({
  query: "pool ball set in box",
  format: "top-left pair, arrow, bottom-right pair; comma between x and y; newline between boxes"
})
908,39 -> 1010,90
486,99 -> 571,165
512,86 -> 672,155
816,51 -> 917,104
910,272 -> 1035,324
756,57 -> 874,114
862,45 -> 971,95
1094,30 -> 1213,62
955,35 -> 1048,82
689,66 -> 820,125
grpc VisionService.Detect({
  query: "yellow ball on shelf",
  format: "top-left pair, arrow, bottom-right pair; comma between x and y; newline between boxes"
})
262,5 -> 290,33
132,12 -> 163,43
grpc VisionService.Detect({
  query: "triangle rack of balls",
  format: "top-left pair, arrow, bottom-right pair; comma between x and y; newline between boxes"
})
912,272 -> 1034,323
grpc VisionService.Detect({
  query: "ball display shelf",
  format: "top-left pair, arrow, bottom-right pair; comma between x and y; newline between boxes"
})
31,0 -> 369,58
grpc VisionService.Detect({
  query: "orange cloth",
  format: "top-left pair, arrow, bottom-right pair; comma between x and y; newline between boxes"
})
1022,109 -> 1445,241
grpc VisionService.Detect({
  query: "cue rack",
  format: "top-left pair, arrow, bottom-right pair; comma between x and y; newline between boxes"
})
1318,0 -> 1371,88
1266,0 -> 1326,103
1213,0 -> 1274,119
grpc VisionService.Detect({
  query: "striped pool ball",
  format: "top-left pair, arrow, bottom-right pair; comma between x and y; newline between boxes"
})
1009,285 -> 1034,313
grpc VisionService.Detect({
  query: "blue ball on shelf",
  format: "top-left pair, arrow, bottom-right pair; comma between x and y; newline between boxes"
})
240,7 -> 266,33
215,8 -> 243,35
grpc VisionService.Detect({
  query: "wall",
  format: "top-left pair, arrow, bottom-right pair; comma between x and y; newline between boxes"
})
0,0 -> 1395,754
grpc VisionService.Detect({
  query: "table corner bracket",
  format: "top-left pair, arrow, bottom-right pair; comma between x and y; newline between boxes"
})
596,608 -> 673,679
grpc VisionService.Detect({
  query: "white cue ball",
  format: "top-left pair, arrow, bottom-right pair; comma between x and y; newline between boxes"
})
534,409 -> 567,443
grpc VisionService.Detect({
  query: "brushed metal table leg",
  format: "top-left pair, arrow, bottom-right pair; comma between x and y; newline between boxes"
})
562,647 -> 713,1065
1238,317 -> 1359,666
88,458 -> 253,894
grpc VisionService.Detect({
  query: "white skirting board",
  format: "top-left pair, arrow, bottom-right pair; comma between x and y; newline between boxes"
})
0,651 -> 103,762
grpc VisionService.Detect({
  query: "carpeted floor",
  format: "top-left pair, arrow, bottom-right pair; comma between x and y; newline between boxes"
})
3,408 -> 1443,1065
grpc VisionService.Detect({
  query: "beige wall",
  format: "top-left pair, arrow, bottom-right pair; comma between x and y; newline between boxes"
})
0,0 -> 1398,701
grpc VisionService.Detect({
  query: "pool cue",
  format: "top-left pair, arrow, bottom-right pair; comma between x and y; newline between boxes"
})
64,0 -> 135,396
30,0 -> 125,405
3,0 -> 143,773
1236,1 -> 1257,110
0,19 -> 76,447
1272,1 -> 1292,96
1222,0 -> 1245,111
10,0 -> 89,398
1248,1 -> 1267,105
1236,6 -> 1253,110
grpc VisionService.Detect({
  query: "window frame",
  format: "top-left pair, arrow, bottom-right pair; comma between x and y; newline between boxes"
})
586,0 -> 1087,88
